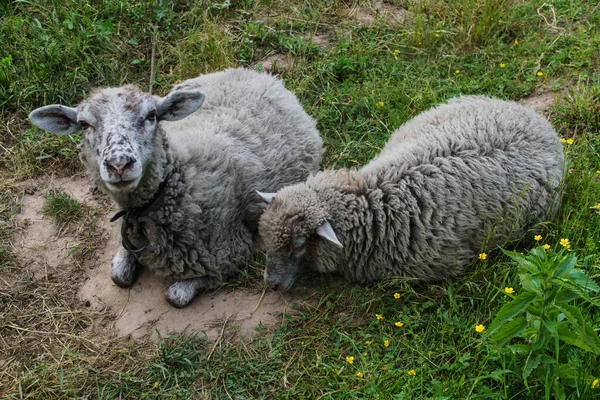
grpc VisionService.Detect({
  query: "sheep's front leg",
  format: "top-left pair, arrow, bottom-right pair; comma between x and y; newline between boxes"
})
166,277 -> 216,308
110,246 -> 139,288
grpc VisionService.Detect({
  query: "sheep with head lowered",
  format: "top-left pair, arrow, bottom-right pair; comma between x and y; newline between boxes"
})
257,96 -> 565,291
29,68 -> 323,307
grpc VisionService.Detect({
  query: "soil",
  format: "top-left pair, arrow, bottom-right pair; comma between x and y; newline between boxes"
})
11,175 -> 308,342
521,92 -> 557,113
350,0 -> 410,26
255,54 -> 292,73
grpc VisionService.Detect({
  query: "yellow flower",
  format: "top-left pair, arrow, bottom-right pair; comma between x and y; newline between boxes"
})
418,41 -> 422,45
395,321 -> 404,327
408,369 -> 416,376
384,339 -> 390,347
534,235 -> 542,241
475,324 -> 485,333
592,203 -> 600,209
560,238 -> 571,249
301,341 -> 305,345
434,33 -> 440,37
566,138 -> 574,145
376,101 -> 385,108
346,355 -> 354,364
479,253 -> 487,260
393,49 -> 400,56
592,379 -> 599,388
376,313 -> 383,320
455,69 -> 460,74
500,63 -> 505,68
153,381 -> 159,388
363,352 -> 367,356
596,170 -> 600,175
356,371 -> 363,378
365,340 -> 372,345
543,243 -> 551,250
515,39 -> 519,45
560,138 -> 567,143
537,71 -> 543,76
504,287 -> 514,294
394,292 -> 401,299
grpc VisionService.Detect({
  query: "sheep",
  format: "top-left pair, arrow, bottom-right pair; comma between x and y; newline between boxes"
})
29,67 -> 324,307
257,96 -> 565,291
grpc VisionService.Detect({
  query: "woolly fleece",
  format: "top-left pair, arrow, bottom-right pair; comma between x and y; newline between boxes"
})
259,96 -> 565,289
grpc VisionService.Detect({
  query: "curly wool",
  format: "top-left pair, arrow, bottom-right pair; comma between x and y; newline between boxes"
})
84,68 -> 323,283
260,96 -> 565,283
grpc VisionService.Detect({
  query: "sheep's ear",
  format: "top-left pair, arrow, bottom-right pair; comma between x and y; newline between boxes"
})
316,220 -> 343,248
157,90 -> 205,121
29,105 -> 79,135
257,191 -> 276,204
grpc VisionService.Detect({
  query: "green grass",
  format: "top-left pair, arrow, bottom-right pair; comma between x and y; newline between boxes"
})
42,189 -> 85,229
1,0 -> 600,398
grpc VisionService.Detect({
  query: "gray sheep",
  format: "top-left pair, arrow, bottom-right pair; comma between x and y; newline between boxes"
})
29,68 -> 323,307
257,96 -> 565,290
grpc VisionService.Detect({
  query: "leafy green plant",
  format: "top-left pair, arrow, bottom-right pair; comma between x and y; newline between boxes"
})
485,245 -> 600,397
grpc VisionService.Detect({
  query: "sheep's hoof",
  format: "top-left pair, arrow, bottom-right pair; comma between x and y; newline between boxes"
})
110,253 -> 138,288
165,279 -> 202,308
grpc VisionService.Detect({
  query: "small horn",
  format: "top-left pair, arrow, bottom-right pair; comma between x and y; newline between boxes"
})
257,191 -> 276,204
316,220 -> 343,248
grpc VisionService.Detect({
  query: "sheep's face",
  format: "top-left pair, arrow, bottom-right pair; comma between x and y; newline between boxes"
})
29,86 -> 205,194
258,185 -> 342,291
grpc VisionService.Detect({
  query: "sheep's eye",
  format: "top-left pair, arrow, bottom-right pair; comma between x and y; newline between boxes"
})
146,111 -> 157,122
79,121 -> 90,130
293,237 -> 306,249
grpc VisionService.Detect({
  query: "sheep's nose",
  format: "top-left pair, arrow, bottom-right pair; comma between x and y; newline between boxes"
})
106,156 -> 136,176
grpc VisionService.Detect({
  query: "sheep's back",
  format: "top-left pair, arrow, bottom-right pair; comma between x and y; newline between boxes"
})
164,68 -> 323,192
351,96 -> 564,279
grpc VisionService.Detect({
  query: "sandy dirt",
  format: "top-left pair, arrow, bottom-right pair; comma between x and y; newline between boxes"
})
256,54 -> 292,73
521,92 -> 557,113
349,0 -> 410,26
12,175 -> 309,342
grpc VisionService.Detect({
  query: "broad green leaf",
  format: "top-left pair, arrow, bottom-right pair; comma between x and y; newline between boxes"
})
506,344 -> 531,354
583,323 -> 600,355
557,326 -> 598,353
553,279 -> 600,306
489,316 -> 527,347
522,352 -> 542,380
520,275 -> 542,294
554,303 -> 586,334
503,250 -> 540,274
542,317 -> 560,356
486,291 -> 538,336
553,253 -> 577,277
473,369 -> 514,382
553,287 -> 579,303
530,329 -> 551,352
567,269 -> 600,292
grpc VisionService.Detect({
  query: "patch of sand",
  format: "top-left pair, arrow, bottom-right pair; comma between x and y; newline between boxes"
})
521,92 -> 556,113
255,54 -> 292,73
302,32 -> 333,49
350,0 -> 410,26
13,175 -> 308,342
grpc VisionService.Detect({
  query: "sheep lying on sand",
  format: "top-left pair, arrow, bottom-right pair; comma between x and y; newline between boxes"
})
257,96 -> 565,291
29,68 -> 323,307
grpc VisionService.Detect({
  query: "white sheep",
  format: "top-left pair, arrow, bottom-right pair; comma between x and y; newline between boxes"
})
29,68 -> 323,307
257,96 -> 565,290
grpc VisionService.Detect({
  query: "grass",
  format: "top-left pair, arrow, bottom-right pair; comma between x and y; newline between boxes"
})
42,189 -> 85,229
1,0 -> 600,398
